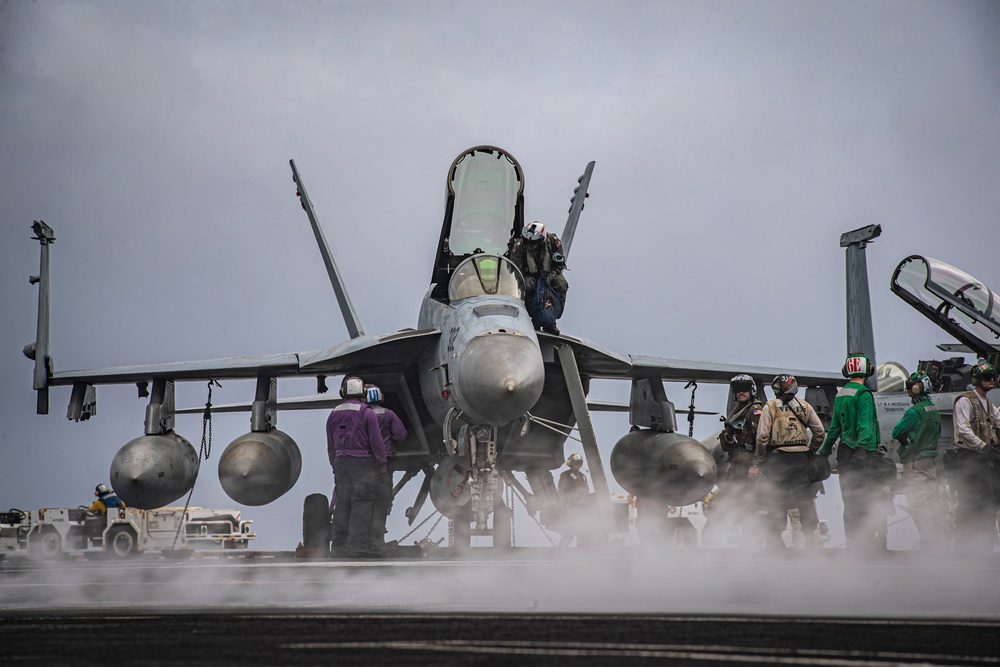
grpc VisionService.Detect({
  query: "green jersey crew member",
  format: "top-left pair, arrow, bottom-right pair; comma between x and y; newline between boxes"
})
819,353 -> 890,553
891,372 -> 944,552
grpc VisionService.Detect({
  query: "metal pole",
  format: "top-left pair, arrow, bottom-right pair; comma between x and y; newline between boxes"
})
556,343 -> 617,538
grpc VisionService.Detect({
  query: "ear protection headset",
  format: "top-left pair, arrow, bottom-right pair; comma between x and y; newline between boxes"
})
906,373 -> 932,398
340,375 -> 365,399
842,353 -> 874,379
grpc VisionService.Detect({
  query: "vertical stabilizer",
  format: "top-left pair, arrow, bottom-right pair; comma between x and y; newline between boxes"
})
25,221 -> 55,414
840,224 -> 881,390
560,161 -> 595,260
289,160 -> 365,339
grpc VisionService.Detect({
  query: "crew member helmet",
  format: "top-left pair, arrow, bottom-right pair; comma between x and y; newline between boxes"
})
729,374 -> 756,397
566,452 -> 583,466
364,384 -> 384,404
771,374 -> 798,398
906,371 -> 933,398
340,375 -> 365,399
522,221 -> 546,242
95,484 -> 110,496
842,353 -> 874,379
971,361 -> 997,385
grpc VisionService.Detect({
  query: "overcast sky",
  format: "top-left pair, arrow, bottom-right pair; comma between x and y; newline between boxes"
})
2,1 -> 998,551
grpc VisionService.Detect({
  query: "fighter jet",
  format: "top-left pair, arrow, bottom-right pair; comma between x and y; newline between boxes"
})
25,146 -> 844,544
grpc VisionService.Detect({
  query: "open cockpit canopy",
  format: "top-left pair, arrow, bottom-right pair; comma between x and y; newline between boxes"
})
891,255 -> 1000,359
431,146 -> 523,300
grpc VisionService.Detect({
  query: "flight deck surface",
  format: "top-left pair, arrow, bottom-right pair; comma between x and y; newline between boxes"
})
2,551 -> 998,665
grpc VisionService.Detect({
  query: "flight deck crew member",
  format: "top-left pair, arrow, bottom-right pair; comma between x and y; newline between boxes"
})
752,375 -> 826,549
950,361 -> 1000,554
327,375 -> 387,558
87,483 -> 124,538
364,384 -> 407,553
557,453 -> 591,547
88,483 -> 124,513
706,374 -> 764,547
818,353 -> 889,552
507,221 -> 568,335
891,371 -> 944,552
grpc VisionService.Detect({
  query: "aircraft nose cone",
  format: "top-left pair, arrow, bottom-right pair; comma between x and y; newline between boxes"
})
456,334 -> 544,426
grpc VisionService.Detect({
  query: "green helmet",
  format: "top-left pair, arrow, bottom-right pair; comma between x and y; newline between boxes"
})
842,353 -> 873,379
906,371 -> 932,398
971,361 -> 997,385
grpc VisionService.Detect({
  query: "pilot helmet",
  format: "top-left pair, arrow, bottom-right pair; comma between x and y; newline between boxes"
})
340,375 -> 365,399
906,372 -> 933,399
729,374 -> 756,398
770,374 -> 798,398
364,384 -> 384,404
95,484 -> 110,496
522,221 -> 546,242
971,361 -> 997,385
566,452 -> 583,467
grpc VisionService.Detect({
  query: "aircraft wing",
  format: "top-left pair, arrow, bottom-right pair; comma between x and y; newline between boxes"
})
49,329 -> 440,387
547,333 -> 843,386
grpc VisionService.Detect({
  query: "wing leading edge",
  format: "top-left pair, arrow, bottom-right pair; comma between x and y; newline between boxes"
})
545,333 -> 842,386
49,329 -> 440,387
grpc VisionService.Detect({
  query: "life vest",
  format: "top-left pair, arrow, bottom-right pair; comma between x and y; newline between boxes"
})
765,398 -> 811,450
954,390 -> 999,449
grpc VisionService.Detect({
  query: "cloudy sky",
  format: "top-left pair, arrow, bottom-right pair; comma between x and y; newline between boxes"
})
1,1 -> 998,550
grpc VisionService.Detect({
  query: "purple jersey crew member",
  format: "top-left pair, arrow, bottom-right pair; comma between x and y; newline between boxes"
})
327,397 -> 387,556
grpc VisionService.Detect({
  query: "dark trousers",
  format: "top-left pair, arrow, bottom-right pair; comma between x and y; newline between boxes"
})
761,452 -> 817,548
332,456 -> 379,553
371,464 -> 394,548
948,448 -> 996,554
837,445 -> 889,552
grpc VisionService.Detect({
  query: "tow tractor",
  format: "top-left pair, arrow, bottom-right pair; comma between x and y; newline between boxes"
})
0,506 -> 254,560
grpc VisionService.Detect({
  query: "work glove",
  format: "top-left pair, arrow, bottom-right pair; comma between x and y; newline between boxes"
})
849,449 -> 868,472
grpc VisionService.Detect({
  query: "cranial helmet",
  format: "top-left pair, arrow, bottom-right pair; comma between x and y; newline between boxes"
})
364,384 -> 384,404
906,372 -> 933,399
971,361 -> 997,385
566,452 -> 583,466
771,374 -> 798,398
522,221 -> 546,242
842,353 -> 874,379
729,374 -> 756,397
340,375 -> 365,399
95,484 -> 110,496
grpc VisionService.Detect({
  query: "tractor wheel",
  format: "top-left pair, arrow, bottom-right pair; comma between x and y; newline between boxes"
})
106,525 -> 139,558
28,529 -> 63,560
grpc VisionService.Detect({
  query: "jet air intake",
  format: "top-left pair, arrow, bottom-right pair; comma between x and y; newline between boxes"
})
610,430 -> 717,506
454,334 -> 544,426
